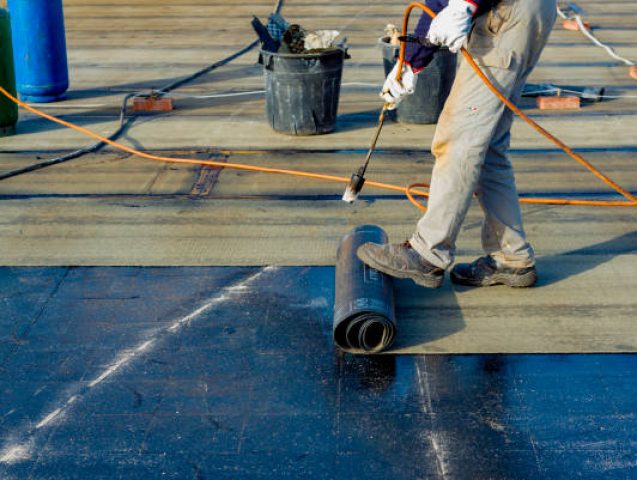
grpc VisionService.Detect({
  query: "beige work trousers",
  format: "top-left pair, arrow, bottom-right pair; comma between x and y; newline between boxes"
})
410,0 -> 557,269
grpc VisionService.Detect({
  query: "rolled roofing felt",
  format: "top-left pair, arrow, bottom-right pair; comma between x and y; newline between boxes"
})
333,225 -> 396,354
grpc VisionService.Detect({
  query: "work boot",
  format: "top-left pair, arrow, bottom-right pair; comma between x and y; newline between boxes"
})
356,241 -> 444,288
450,255 -> 537,288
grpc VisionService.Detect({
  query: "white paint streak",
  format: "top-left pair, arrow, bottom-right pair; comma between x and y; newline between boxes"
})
429,433 -> 448,478
416,358 -> 449,479
35,407 -> 63,430
415,360 -> 433,414
168,268 -> 273,334
89,338 -> 156,388
0,442 -> 32,464
89,268 -> 272,387
167,297 -> 228,332
0,267 -> 276,465
226,285 -> 248,292
35,394 -> 83,431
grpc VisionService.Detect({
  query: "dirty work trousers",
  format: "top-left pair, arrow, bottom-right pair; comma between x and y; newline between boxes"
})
410,0 -> 557,269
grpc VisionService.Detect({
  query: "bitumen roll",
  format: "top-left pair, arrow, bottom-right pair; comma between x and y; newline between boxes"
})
333,225 -> 396,354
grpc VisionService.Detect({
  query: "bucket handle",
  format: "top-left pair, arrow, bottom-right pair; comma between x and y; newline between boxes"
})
258,53 -> 276,71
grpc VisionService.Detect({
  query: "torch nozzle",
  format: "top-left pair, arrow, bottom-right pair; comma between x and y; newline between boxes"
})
342,171 -> 366,203
342,104 -> 387,204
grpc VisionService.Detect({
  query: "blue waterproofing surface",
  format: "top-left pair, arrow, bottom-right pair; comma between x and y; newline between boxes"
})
1,266 -> 636,479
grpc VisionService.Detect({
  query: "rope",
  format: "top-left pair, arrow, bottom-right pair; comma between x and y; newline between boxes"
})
557,4 -> 635,67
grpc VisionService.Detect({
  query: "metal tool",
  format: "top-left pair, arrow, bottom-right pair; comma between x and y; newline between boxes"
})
397,34 -> 436,48
342,104 -> 388,203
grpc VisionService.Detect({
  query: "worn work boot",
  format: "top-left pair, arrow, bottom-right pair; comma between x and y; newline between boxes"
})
356,241 -> 444,288
450,255 -> 537,288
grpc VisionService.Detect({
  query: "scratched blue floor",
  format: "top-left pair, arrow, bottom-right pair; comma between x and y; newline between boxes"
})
1,266 -> 636,479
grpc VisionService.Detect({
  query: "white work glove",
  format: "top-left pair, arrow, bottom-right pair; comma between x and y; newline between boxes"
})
427,0 -> 477,53
380,62 -> 417,110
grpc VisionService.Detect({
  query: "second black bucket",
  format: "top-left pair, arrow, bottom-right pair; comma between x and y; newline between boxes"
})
379,37 -> 457,124
261,48 -> 345,135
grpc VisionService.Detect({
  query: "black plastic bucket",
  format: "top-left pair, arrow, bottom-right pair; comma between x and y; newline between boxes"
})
379,37 -> 457,124
260,48 -> 345,135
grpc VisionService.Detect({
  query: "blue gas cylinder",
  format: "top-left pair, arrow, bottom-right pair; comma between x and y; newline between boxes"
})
8,0 -> 69,103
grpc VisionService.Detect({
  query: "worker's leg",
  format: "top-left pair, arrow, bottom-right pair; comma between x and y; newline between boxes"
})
476,106 -> 533,268
478,0 -> 558,267
410,0 -> 557,269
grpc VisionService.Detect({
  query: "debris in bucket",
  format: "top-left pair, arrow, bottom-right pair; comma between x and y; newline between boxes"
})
251,14 -> 344,54
384,24 -> 401,46
251,16 -> 280,52
305,30 -> 341,50
281,25 -> 306,54
267,13 -> 289,43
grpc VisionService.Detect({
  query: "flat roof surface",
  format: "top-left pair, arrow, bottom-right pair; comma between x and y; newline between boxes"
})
1,0 -> 637,477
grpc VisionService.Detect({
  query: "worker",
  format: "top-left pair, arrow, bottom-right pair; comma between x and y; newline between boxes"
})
357,0 -> 557,288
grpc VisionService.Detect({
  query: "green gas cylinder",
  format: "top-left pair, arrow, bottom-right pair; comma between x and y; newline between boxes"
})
0,8 -> 18,137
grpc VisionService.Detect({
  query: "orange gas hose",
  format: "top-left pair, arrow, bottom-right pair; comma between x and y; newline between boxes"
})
0,85 -> 426,199
0,1 -> 635,211
398,2 -> 637,210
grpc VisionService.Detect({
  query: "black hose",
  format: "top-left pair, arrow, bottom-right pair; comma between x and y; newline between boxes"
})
157,41 -> 262,95
0,93 -> 135,181
0,0 -> 284,182
156,0 -> 283,94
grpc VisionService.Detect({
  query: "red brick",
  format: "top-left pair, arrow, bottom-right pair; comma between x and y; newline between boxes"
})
562,19 -> 591,31
536,96 -> 581,110
629,66 -> 637,80
133,96 -> 174,112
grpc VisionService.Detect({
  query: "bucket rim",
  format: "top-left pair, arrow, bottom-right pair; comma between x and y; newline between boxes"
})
259,47 -> 347,59
378,36 -> 399,48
